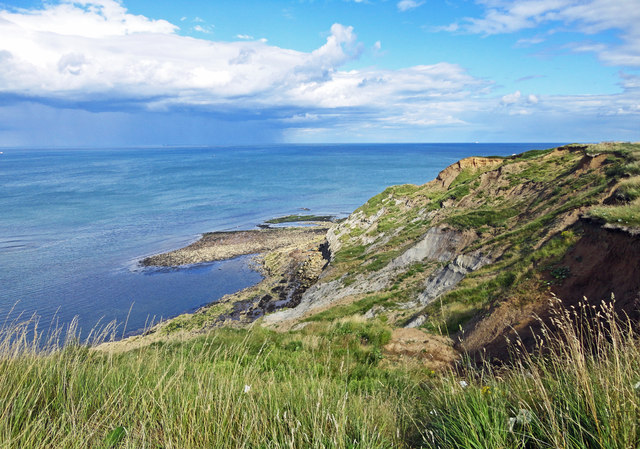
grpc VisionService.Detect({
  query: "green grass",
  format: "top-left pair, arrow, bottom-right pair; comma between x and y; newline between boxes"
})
265,214 -> 335,224
303,293 -> 398,322
446,206 -> 519,230
1,290 -> 640,448
587,175 -> 640,227
422,229 -> 580,335
512,147 -> 555,160
422,299 -> 640,449
0,319 -> 422,448
616,176 -> 640,201
588,202 -> 640,227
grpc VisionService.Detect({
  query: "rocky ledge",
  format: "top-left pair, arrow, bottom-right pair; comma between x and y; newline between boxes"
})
142,226 -> 330,267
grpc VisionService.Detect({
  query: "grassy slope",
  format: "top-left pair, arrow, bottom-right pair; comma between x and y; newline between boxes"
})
319,143 -> 640,334
0,321 -> 426,448
2,143 -> 640,448
1,300 -> 639,448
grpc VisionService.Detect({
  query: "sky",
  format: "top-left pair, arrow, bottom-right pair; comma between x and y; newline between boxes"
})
0,0 -> 638,146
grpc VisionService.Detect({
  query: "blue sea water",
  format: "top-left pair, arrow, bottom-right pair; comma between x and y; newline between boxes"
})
0,143 -> 561,338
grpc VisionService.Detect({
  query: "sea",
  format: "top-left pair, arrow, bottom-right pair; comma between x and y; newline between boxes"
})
0,143 -> 561,340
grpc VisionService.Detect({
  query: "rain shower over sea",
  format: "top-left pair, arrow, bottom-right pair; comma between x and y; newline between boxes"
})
0,143 -> 559,338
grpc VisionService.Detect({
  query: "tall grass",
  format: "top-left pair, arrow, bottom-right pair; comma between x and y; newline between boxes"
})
0,319 -> 421,448
422,296 -> 640,448
1,296 -> 639,448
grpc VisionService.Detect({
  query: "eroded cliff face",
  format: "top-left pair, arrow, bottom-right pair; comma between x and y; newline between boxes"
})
458,220 -> 640,361
263,225 -> 483,327
432,156 -> 503,189
551,220 -> 640,313
106,143 -> 640,363
263,143 -> 640,361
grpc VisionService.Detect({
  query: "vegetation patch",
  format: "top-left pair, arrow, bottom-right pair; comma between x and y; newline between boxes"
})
0,320 -> 424,449
588,203 -> 640,226
446,206 -> 519,230
303,293 -> 398,322
265,214 -> 335,224
512,147 -> 555,160
423,301 -> 640,449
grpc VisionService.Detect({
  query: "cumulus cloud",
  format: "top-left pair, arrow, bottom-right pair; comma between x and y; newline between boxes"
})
445,0 -> 640,67
0,0 -> 492,135
0,0 -> 177,37
0,0 -> 638,145
0,2 -> 367,108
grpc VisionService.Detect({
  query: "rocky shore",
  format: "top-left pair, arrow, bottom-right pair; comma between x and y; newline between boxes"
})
142,226 -> 330,267
100,224 -> 331,351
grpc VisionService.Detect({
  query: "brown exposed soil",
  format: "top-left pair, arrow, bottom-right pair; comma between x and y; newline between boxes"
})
456,292 -> 547,363
551,220 -> 640,315
458,220 -> 640,363
574,153 -> 608,173
432,156 -> 504,189
384,328 -> 459,370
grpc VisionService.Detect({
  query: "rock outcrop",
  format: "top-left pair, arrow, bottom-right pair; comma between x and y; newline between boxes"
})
432,156 -> 503,189
417,252 -> 490,305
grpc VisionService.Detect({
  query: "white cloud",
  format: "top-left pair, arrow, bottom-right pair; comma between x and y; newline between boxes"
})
397,0 -> 425,12
193,25 -> 211,34
501,90 -> 522,104
619,72 -> 640,90
445,0 -> 640,67
515,36 -> 545,46
0,3 -> 367,105
307,23 -> 362,73
236,34 -> 254,40
0,0 -> 638,144
0,0 -> 177,38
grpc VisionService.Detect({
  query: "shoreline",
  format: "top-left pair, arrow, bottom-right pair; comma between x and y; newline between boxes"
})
101,223 -> 331,350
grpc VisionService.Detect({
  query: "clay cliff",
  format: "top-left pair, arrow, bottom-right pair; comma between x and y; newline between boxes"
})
260,142 -> 640,361
130,142 -> 640,365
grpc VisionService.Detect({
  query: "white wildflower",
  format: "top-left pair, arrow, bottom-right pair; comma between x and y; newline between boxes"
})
243,384 -> 251,394
509,408 -> 534,431
459,380 -> 468,388
634,381 -> 640,390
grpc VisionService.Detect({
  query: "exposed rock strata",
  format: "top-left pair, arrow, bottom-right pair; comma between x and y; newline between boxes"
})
263,226 -> 486,326
387,226 -> 476,270
417,253 -> 490,305
432,156 -> 503,189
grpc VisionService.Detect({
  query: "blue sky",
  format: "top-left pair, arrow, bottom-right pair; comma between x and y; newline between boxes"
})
0,0 -> 638,146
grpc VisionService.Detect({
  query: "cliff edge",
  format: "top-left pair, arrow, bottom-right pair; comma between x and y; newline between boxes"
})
110,142 -> 640,364
260,142 -> 640,361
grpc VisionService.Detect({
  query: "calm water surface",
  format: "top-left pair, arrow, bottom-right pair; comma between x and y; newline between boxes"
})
0,144 -> 561,337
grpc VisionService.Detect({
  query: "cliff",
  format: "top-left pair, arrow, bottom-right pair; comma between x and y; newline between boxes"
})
118,142 -> 640,364
260,142 -> 640,361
